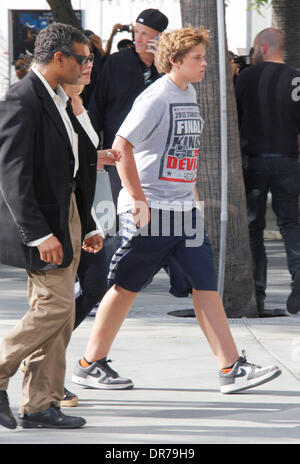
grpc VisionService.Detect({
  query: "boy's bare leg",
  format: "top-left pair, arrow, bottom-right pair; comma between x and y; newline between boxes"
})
84,286 -> 239,368
192,289 -> 239,369
75,286 -> 280,395
83,285 -> 138,362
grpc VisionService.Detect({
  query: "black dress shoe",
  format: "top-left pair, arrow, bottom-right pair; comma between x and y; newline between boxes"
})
257,297 -> 288,317
18,404 -> 86,429
287,270 -> 300,314
0,390 -> 17,429
257,297 -> 265,317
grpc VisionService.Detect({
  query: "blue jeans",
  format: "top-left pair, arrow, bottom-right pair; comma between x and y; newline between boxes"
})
243,154 -> 300,300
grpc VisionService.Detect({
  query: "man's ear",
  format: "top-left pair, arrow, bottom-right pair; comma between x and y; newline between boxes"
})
261,43 -> 268,55
53,51 -> 64,64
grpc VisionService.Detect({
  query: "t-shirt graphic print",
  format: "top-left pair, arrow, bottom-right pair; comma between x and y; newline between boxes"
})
159,103 -> 203,183
117,75 -> 204,213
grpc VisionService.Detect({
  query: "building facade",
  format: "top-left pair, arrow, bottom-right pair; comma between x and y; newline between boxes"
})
0,0 -> 271,98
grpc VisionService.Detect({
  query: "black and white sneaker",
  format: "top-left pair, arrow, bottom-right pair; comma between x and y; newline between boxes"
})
72,358 -> 134,390
220,352 -> 281,394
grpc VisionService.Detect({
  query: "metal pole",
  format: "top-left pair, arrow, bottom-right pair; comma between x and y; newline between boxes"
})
99,0 -> 103,39
246,0 -> 253,56
216,0 -> 228,298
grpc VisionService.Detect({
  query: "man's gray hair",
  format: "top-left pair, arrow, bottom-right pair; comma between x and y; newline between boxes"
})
34,22 -> 89,64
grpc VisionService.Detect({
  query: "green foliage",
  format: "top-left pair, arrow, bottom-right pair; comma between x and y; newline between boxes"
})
226,0 -> 272,13
249,0 -> 272,14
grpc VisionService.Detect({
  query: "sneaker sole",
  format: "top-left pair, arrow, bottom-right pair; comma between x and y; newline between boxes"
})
220,367 -> 281,394
71,374 -> 134,390
60,397 -> 78,407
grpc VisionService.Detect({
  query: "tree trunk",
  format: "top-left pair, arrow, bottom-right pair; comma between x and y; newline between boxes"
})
180,0 -> 257,317
272,0 -> 300,68
46,0 -> 82,30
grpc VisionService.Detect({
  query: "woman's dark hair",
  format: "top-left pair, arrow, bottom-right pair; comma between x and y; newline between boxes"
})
83,29 -> 95,40
34,22 -> 89,64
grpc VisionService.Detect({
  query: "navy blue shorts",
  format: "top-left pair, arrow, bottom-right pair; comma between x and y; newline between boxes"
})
107,208 -> 217,293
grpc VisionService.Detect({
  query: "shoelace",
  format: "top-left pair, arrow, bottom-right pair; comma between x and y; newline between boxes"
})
50,404 -> 65,419
98,358 -> 119,378
239,350 -> 261,369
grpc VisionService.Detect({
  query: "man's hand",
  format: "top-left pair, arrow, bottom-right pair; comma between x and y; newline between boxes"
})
37,236 -> 64,266
113,23 -> 123,35
147,37 -> 163,72
82,233 -> 103,254
147,38 -> 159,54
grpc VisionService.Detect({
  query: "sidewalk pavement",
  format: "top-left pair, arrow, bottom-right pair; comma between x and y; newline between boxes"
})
0,240 -> 299,445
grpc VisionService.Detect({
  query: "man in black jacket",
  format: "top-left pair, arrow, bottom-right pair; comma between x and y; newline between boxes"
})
236,27 -> 300,316
0,23 -> 102,430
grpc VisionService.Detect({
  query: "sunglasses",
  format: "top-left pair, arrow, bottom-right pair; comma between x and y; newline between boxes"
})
68,52 -> 94,65
15,63 -> 28,70
58,51 -> 94,65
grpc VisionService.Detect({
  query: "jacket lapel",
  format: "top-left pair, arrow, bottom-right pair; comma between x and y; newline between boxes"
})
28,70 -> 73,155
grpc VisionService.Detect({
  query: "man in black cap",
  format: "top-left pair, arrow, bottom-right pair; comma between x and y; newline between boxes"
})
72,9 -> 170,337
88,8 -> 169,203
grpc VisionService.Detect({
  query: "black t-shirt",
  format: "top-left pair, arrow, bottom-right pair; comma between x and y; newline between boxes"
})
88,47 -> 160,149
235,61 -> 300,156
87,47 -> 161,205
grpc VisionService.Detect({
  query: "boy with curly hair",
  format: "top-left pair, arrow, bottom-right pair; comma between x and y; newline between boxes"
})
72,27 -> 281,394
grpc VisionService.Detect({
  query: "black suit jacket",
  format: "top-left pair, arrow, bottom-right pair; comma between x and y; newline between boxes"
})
0,70 -> 97,271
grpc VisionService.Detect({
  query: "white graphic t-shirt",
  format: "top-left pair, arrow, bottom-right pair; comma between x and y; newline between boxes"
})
117,75 -> 204,213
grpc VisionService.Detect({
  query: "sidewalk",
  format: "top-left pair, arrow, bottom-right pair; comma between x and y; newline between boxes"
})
0,240 -> 299,445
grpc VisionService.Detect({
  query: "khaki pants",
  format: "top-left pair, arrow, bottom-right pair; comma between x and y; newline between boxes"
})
0,193 -> 81,414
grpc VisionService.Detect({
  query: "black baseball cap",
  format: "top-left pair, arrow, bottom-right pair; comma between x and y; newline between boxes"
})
136,9 -> 168,33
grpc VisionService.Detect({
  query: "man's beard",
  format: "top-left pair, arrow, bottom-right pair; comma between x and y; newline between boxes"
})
253,50 -> 264,64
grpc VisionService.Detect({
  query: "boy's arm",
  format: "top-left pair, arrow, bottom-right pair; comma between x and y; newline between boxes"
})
112,135 -> 150,228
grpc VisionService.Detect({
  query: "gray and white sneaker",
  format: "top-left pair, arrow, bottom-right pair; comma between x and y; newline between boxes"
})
220,352 -> 281,394
72,358 -> 134,390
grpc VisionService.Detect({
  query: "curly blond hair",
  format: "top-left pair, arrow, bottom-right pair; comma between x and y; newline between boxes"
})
156,26 -> 210,74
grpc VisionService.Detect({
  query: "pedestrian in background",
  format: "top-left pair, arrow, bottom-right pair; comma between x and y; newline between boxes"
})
73,9 -> 174,336
56,56 -> 120,408
235,27 -> 300,316
13,53 -> 32,81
